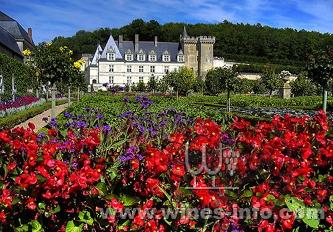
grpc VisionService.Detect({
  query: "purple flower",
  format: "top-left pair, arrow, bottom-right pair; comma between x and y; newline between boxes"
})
42,117 -> 49,122
102,125 -> 111,133
76,121 -> 87,128
96,114 -> 104,119
123,97 -> 130,103
63,112 -> 72,118
135,96 -> 153,109
49,118 -> 57,127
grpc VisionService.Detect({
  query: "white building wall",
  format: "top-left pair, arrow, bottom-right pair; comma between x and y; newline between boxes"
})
95,61 -> 183,86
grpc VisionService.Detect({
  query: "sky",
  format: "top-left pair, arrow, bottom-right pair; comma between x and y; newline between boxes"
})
1,0 -> 332,43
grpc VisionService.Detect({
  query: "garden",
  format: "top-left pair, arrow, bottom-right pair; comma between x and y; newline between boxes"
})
0,92 -> 332,232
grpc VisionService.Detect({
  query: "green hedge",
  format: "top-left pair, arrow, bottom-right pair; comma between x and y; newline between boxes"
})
234,63 -> 304,74
0,100 -> 67,129
0,53 -> 36,100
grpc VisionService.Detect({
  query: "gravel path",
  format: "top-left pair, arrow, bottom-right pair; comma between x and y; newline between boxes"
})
15,103 -> 69,131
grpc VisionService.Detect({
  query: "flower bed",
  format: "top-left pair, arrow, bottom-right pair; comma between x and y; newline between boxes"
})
0,96 -> 332,231
0,96 -> 46,118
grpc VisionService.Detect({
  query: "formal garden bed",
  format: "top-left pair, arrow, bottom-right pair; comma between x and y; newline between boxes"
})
0,99 -> 67,129
0,94 -> 332,231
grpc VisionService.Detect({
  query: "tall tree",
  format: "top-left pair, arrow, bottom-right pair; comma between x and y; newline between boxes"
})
260,70 -> 283,97
307,48 -> 333,112
163,67 -> 196,97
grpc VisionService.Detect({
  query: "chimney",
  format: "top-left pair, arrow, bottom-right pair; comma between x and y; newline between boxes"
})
28,28 -> 32,40
154,36 -> 158,47
135,34 -> 139,52
118,35 -> 123,49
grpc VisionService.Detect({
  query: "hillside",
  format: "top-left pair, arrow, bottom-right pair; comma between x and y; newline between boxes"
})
52,19 -> 333,66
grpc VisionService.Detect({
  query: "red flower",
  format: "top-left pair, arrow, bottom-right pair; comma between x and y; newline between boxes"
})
0,189 -> 12,207
0,210 -> 6,223
15,172 -> 37,189
26,197 -> 37,210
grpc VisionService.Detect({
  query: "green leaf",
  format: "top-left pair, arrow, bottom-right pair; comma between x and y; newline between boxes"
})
96,182 -> 107,196
38,202 -> 45,210
29,220 -> 42,232
241,189 -> 253,198
285,196 -> 305,212
119,194 -> 140,207
285,196 -> 320,229
117,220 -> 130,230
330,195 -> 333,210
78,211 -> 93,225
65,221 -> 82,232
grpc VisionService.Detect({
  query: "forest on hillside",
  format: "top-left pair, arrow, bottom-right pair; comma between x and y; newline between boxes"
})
52,19 -> 333,66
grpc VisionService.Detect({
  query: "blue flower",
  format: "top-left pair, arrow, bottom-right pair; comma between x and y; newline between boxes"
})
49,118 -> 57,127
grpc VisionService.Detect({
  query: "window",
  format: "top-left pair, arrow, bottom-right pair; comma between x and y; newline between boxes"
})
125,54 -> 133,61
109,65 -> 114,72
137,54 -> 145,61
139,65 -> 144,73
107,53 -> 115,61
150,66 -> 155,73
127,76 -> 132,85
109,76 -> 114,84
139,76 -> 144,82
127,65 -> 132,73
177,55 -> 184,62
164,66 -> 169,74
163,55 -> 170,62
149,55 -> 156,62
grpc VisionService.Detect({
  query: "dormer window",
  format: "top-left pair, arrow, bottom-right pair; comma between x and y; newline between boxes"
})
125,49 -> 133,61
107,52 -> 115,61
125,54 -> 133,61
163,55 -> 170,62
177,50 -> 184,62
177,55 -> 184,62
162,50 -> 170,62
149,50 -> 157,62
137,49 -> 145,61
149,54 -> 156,62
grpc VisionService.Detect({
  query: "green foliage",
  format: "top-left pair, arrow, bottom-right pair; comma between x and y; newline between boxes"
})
307,48 -> 333,89
136,81 -> 146,92
260,70 -> 283,96
147,76 -> 158,92
234,79 -> 257,94
0,53 -> 35,100
290,72 -> 319,96
27,43 -> 85,88
163,67 -> 196,96
285,196 -> 320,229
205,68 -> 238,95
235,63 -> 304,74
52,19 -> 333,65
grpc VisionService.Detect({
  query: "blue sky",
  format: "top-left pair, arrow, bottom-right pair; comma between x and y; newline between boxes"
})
1,0 -> 332,43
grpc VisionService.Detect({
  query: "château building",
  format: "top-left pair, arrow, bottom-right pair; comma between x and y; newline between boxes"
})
84,27 -> 215,90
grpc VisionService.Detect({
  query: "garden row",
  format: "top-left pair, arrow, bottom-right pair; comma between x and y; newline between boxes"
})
0,99 -> 67,129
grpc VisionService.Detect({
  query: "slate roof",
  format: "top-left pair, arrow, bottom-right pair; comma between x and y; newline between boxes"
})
0,11 -> 34,46
0,26 -> 22,57
116,40 -> 181,62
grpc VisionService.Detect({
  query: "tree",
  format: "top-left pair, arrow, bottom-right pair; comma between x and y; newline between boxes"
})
307,48 -> 333,112
205,69 -> 223,95
25,43 -> 85,89
147,75 -> 158,93
260,70 -> 283,97
163,67 -> 196,97
136,81 -> 146,92
290,72 -> 318,96
219,68 -> 238,112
